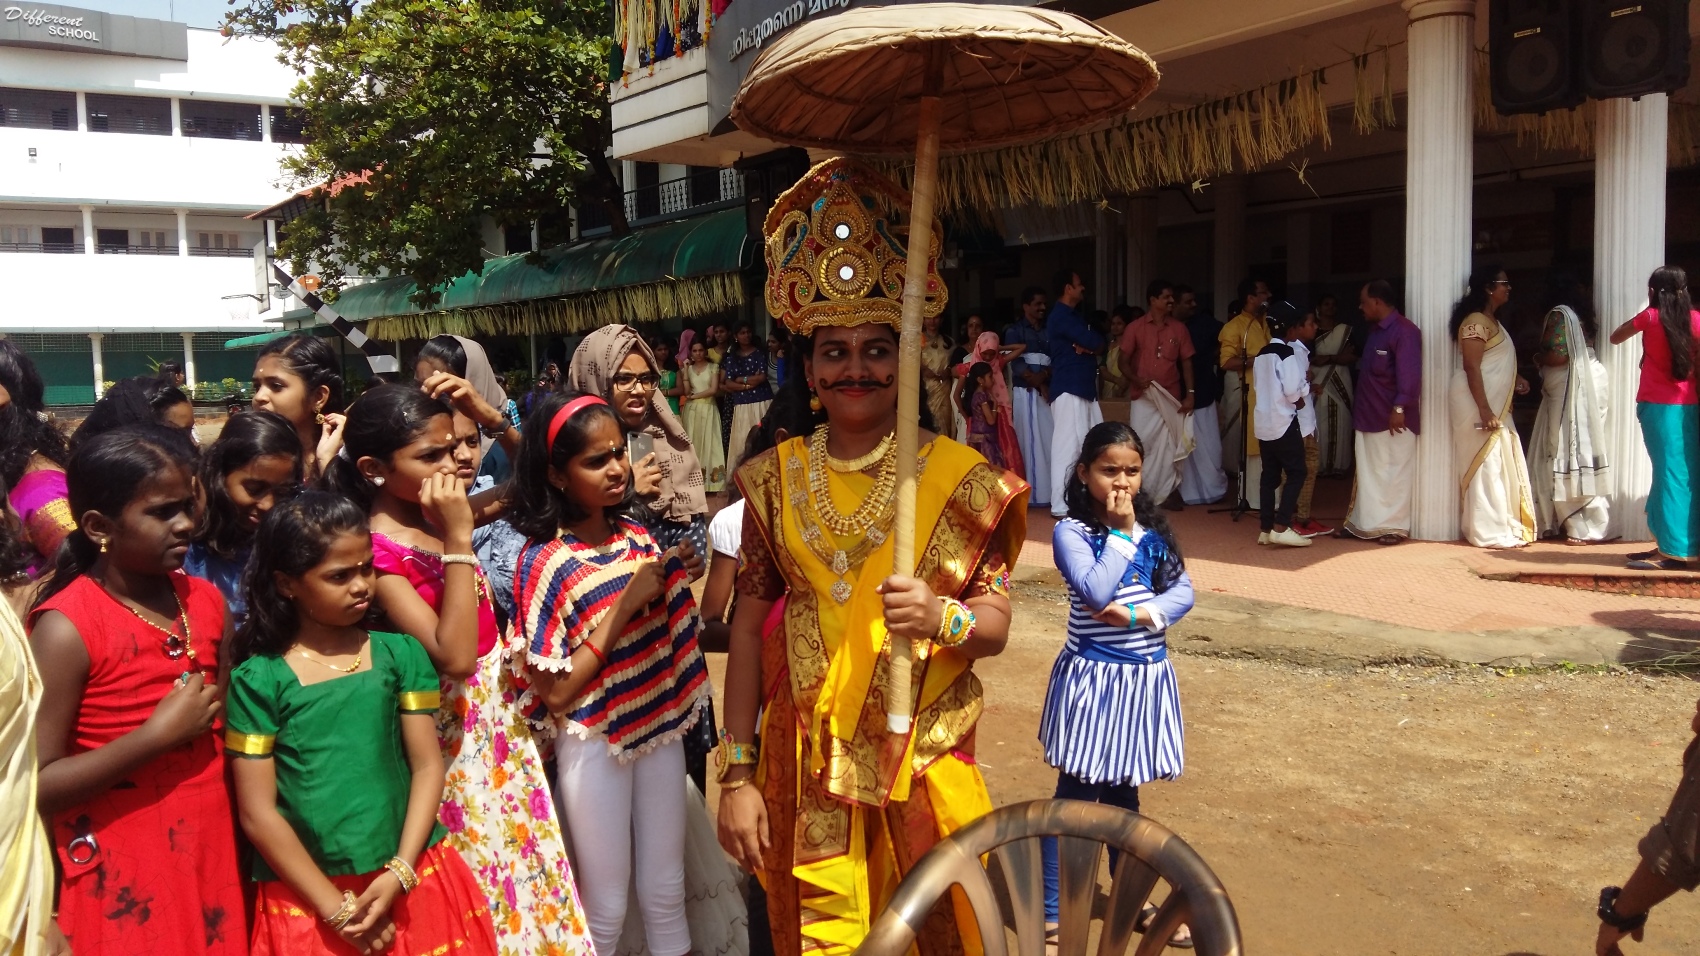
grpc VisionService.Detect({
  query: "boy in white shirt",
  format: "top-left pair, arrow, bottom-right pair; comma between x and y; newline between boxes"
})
1252,301 -> 1318,547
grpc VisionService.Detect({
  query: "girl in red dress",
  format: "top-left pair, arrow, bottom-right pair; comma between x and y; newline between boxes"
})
28,424 -> 248,955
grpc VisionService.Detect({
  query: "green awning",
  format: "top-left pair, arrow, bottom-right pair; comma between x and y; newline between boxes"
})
332,209 -> 753,336
223,330 -> 292,350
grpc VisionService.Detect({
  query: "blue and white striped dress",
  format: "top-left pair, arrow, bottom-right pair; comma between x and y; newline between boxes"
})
1039,518 -> 1193,786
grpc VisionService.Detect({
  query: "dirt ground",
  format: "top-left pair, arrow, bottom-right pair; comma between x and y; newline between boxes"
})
708,581 -> 1700,956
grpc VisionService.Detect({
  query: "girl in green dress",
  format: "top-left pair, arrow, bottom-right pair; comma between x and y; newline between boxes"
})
226,491 -> 498,956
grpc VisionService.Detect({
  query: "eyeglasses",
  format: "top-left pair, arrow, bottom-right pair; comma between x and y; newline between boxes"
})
611,373 -> 661,391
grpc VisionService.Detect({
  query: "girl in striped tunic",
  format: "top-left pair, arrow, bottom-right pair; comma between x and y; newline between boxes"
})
507,391 -> 710,956
1041,420 -> 1193,948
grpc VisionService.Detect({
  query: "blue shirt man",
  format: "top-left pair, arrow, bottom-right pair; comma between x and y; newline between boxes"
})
1046,298 -> 1102,400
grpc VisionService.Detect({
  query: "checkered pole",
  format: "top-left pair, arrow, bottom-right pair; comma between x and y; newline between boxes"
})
272,263 -> 400,378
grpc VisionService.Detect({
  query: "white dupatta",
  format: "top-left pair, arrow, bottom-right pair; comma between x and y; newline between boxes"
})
1548,305 -> 1610,502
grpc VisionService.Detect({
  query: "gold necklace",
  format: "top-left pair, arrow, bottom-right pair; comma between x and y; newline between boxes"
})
97,580 -> 196,664
807,426 -> 897,536
823,432 -> 894,473
788,452 -> 894,604
294,644 -> 364,674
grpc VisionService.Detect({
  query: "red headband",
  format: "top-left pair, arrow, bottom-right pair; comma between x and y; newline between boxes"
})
547,395 -> 610,451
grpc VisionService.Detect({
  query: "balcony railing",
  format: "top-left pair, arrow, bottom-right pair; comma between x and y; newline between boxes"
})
0,242 -> 80,254
97,244 -> 180,256
189,246 -> 254,258
579,169 -> 744,234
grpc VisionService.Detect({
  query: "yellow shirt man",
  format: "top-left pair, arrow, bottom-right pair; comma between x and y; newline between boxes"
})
1218,310 -> 1271,455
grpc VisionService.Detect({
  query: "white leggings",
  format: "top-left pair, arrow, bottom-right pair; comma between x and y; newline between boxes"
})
555,732 -> 691,956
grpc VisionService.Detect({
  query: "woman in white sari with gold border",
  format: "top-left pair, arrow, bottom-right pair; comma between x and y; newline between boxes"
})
1448,266 -> 1537,549
1528,276 -> 1611,543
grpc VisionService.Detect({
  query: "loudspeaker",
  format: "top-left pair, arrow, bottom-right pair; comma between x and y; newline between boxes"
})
1490,0 -> 1583,115
1579,0 -> 1690,99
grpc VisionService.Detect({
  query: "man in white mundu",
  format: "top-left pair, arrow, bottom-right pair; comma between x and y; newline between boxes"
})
1218,278 -> 1273,509
1340,280 -> 1423,543
1004,286 -> 1054,509
1120,279 -> 1196,508
1045,269 -> 1105,517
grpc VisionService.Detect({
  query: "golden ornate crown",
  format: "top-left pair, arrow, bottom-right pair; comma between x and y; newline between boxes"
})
763,157 -> 947,336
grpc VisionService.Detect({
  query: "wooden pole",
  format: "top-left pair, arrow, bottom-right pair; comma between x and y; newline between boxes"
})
887,47 -> 943,734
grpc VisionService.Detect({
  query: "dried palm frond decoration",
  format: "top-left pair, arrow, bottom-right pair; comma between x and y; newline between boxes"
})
873,44 -> 1403,214
874,42 -> 1700,216
364,272 -> 745,342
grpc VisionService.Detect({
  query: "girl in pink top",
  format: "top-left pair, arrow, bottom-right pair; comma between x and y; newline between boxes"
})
1610,265 -> 1700,568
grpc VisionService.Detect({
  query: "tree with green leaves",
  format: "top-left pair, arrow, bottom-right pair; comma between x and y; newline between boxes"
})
226,0 -> 630,308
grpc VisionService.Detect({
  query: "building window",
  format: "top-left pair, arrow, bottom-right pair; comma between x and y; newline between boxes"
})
40,227 -> 75,253
194,232 -> 247,257
96,229 -> 128,253
0,88 -> 75,131
182,100 -> 263,141
85,94 -> 172,135
503,223 -> 533,255
1330,210 -> 1374,275
270,106 -> 308,144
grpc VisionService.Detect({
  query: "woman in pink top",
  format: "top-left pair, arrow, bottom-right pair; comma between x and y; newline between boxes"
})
1610,265 -> 1700,569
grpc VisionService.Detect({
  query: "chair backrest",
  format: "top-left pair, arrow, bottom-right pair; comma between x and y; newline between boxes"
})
852,799 -> 1241,956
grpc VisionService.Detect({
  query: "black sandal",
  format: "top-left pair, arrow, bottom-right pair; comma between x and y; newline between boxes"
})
1627,548 -> 1660,561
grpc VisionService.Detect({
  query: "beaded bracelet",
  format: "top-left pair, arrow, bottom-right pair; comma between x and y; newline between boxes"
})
440,554 -> 480,568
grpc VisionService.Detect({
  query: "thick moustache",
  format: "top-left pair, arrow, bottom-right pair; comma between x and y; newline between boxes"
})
822,377 -> 894,391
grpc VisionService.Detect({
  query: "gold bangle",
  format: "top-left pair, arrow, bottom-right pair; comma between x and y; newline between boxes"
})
715,731 -> 759,782
719,776 -> 752,792
935,597 -> 975,648
325,889 -> 358,929
384,856 -> 420,893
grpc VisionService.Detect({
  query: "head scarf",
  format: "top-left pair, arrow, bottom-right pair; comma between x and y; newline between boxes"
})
972,331 -> 1012,409
448,336 -> 510,456
678,328 -> 696,366
568,326 -> 707,521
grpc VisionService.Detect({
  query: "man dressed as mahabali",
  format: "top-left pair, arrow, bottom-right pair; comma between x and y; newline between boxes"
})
715,157 -> 1029,956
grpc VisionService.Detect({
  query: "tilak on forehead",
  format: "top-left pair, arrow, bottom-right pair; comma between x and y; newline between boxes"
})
763,157 -> 948,336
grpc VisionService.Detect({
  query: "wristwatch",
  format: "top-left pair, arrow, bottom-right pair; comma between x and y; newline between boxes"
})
480,421 -> 509,440
1598,886 -> 1649,933
1391,405 -> 1405,414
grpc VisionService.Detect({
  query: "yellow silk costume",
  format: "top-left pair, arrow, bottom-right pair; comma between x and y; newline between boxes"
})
0,600 -> 54,956
735,436 -> 1027,956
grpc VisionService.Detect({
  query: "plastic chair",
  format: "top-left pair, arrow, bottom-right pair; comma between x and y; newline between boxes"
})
853,800 -> 1242,956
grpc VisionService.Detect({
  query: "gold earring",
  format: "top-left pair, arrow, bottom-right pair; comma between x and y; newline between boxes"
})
314,411 -> 326,425
809,390 -> 822,412
97,538 -> 108,554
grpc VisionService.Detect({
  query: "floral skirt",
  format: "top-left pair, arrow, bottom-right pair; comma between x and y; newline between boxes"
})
250,842 -> 496,956
438,639 -> 595,956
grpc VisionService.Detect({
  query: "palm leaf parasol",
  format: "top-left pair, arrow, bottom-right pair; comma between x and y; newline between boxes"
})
732,3 -> 1159,732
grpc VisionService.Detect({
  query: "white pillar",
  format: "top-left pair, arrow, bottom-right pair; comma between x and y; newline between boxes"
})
1124,193 -> 1157,310
170,97 -> 182,136
265,218 -> 277,252
176,209 -> 189,257
1212,174 -> 1246,319
1594,94 -> 1667,542
1403,0 -> 1475,542
261,103 -> 272,143
75,91 -> 87,132
89,333 -> 105,399
180,331 -> 197,394
80,205 -> 94,255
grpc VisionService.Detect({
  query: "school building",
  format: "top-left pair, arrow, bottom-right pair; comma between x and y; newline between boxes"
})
0,3 -> 298,404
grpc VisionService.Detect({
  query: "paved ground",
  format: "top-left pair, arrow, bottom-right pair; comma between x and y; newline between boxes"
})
1013,475 -> 1700,665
